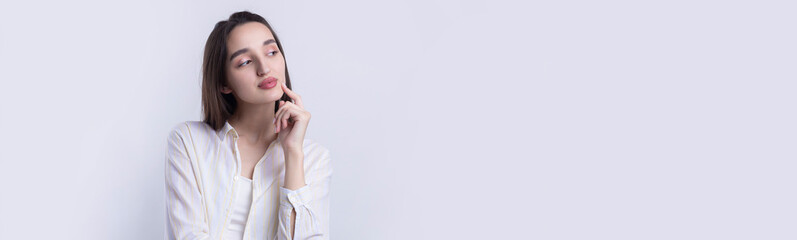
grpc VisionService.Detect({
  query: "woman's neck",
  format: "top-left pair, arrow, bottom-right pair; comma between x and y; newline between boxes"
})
228,101 -> 278,144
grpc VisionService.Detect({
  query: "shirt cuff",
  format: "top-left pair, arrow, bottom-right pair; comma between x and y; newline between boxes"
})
279,184 -> 312,209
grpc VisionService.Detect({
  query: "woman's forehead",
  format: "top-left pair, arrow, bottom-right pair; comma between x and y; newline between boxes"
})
227,22 -> 275,50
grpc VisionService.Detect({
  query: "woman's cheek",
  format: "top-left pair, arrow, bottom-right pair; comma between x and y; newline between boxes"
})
231,73 -> 249,88
276,62 -> 286,76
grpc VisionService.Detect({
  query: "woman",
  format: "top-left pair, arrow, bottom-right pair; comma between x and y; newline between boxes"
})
165,11 -> 332,240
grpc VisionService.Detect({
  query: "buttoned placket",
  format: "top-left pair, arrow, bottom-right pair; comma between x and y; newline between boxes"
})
242,136 -> 271,239
220,130 -> 244,239
228,129 -> 264,240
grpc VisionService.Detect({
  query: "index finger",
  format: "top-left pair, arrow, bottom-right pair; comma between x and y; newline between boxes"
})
281,82 -> 304,108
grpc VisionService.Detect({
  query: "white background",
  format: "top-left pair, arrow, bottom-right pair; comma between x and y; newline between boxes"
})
1,0 -> 795,239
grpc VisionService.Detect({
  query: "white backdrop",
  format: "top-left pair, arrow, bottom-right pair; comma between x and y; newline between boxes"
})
1,0 -> 795,239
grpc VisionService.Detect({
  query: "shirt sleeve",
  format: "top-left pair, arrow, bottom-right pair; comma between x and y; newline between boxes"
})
164,124 -> 211,240
276,148 -> 332,240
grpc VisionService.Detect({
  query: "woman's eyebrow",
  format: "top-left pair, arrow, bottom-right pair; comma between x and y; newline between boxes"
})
229,39 -> 277,61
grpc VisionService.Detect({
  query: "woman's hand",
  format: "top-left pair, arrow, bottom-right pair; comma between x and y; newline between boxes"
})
274,82 -> 311,154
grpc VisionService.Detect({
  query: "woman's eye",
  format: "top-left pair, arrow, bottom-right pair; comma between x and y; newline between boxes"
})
268,50 -> 279,56
238,60 -> 252,67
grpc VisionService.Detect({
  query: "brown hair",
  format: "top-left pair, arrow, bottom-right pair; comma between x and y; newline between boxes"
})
201,11 -> 293,131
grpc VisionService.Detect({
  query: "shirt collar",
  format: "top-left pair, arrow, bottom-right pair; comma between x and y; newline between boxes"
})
217,120 -> 238,141
216,120 -> 282,149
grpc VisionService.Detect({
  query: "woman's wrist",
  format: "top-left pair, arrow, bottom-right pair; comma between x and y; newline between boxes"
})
284,149 -> 304,161
283,149 -> 306,190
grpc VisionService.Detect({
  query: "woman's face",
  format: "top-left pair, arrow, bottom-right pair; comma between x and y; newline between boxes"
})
221,22 -> 286,105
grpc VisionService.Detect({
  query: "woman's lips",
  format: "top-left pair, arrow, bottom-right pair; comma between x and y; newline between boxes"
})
258,77 -> 278,89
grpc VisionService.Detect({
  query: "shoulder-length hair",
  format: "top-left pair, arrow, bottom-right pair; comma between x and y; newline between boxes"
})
201,11 -> 293,131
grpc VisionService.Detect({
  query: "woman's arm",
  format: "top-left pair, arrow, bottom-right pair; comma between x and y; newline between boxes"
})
277,148 -> 332,240
165,124 -> 211,240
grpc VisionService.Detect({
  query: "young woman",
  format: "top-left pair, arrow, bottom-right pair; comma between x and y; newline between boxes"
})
165,11 -> 332,240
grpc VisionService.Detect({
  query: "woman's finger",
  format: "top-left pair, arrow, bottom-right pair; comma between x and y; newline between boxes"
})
280,82 -> 304,108
280,102 -> 295,132
276,101 -> 297,133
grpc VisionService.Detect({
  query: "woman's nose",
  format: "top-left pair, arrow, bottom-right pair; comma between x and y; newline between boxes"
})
256,61 -> 270,76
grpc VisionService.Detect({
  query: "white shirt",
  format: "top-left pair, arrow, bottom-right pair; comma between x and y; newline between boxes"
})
164,120 -> 332,240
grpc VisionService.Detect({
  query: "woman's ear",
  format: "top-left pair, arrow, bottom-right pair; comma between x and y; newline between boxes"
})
221,85 -> 233,94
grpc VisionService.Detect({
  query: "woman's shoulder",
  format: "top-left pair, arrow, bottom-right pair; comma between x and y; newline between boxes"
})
167,120 -> 216,141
